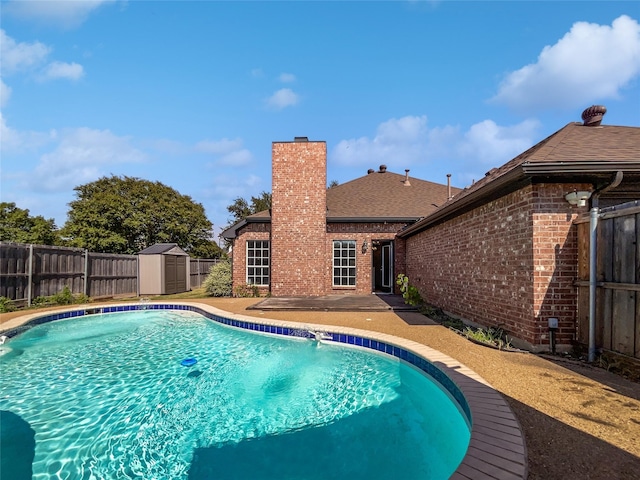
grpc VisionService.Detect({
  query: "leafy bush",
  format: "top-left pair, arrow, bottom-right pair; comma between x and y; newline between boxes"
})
0,296 -> 16,313
30,286 -> 89,308
464,326 -> 513,350
396,274 -> 423,306
203,260 -> 232,297
53,286 -> 74,305
234,284 -> 260,298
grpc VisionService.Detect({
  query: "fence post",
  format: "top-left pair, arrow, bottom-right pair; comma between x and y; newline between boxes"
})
198,259 -> 201,288
84,249 -> 89,297
27,244 -> 34,306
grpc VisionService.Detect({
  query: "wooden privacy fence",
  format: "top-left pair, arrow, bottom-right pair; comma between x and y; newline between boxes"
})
189,258 -> 219,289
1,242 -> 137,304
1,242 -> 222,304
576,201 -> 640,359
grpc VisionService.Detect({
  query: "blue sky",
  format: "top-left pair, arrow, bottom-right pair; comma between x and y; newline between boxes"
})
2,1 -> 639,241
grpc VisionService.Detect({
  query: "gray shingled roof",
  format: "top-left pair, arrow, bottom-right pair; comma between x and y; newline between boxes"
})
138,243 -> 187,255
221,170 -> 460,239
327,170 -> 459,220
399,122 -> 640,238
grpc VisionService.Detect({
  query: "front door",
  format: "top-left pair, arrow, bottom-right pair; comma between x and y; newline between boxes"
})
372,240 -> 393,293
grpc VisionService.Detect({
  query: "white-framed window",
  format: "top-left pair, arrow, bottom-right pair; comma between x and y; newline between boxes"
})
333,240 -> 356,286
246,240 -> 270,286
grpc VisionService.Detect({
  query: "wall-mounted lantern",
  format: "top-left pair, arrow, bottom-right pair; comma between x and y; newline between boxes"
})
361,240 -> 369,254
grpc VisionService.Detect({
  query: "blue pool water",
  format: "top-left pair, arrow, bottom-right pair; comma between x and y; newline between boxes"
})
0,310 -> 470,479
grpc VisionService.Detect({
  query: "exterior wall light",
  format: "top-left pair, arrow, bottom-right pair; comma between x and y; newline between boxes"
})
565,190 -> 592,207
362,240 -> 369,254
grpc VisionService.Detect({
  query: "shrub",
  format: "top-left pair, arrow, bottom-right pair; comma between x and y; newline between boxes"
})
464,326 -> 513,350
234,284 -> 260,298
203,260 -> 232,297
53,286 -> 74,305
29,286 -> 90,308
0,296 -> 16,313
396,274 -> 423,306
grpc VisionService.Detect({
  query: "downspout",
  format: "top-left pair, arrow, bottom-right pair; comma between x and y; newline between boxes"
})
588,208 -> 598,363
588,171 -> 623,362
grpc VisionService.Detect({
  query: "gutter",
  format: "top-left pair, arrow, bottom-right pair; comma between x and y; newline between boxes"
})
327,216 -> 419,223
522,161 -> 640,174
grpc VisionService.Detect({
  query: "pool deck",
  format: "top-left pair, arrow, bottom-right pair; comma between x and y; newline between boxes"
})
248,294 -> 417,311
2,297 -> 639,479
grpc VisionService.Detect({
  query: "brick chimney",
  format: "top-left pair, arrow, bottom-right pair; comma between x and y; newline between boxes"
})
271,138 -> 327,296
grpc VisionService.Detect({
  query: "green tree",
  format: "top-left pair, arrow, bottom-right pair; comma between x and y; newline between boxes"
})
0,202 -> 59,245
61,176 -> 214,255
226,191 -> 271,225
190,240 -> 225,259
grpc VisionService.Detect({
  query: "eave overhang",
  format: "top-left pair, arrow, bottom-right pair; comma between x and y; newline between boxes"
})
220,216 -> 270,240
398,161 -> 640,239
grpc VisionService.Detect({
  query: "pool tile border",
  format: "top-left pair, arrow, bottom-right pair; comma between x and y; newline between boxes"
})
1,302 -> 527,480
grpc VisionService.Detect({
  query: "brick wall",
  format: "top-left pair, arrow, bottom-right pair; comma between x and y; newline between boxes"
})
271,140 -> 327,296
328,222 -> 407,294
405,183 -> 589,350
231,223 -> 270,296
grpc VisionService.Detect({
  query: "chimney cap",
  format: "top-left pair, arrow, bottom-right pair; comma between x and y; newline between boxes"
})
581,105 -> 607,126
294,136 -> 309,142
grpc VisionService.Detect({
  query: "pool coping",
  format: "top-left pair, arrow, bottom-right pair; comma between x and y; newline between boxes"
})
1,302 -> 528,480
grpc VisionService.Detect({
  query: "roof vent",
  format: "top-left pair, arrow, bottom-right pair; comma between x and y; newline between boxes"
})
367,169 -> 375,174
581,105 -> 606,126
378,164 -> 387,173
294,136 -> 309,142
403,169 -> 411,186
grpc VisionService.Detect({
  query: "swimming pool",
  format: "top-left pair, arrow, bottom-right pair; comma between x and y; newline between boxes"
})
0,304 -> 473,479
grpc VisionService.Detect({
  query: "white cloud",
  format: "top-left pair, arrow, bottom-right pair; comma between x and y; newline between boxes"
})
251,68 -> 264,78
492,15 -> 640,111
331,115 -> 540,174
0,78 -> 11,107
32,128 -> 147,192
203,173 -> 265,233
216,149 -> 253,166
0,29 -> 51,74
457,119 -> 540,164
266,88 -> 299,110
332,116 -> 429,167
3,0 -> 118,29
0,113 -> 56,153
279,73 -> 296,83
1,30 -> 85,83
196,138 -> 253,166
195,138 -> 243,154
40,61 -> 85,81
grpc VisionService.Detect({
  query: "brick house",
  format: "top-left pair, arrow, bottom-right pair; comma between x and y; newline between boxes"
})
222,137 -> 460,297
222,107 -> 639,351
399,107 -> 640,351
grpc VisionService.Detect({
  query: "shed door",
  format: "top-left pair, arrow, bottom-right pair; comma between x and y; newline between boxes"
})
175,256 -> 187,292
165,256 -> 177,294
165,255 -> 187,294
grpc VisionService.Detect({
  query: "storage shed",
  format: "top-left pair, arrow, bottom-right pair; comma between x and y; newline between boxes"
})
138,243 -> 190,295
